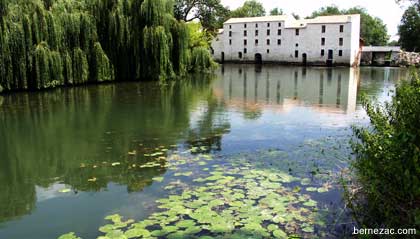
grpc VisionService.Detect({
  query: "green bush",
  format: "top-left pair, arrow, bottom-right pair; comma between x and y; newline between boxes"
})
349,69 -> 420,232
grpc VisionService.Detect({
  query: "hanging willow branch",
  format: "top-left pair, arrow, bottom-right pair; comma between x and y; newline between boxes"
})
0,0 -> 215,92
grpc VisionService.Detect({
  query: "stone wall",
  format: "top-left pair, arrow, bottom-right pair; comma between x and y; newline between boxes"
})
396,51 -> 420,66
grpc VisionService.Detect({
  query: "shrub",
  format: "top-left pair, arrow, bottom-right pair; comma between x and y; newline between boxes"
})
349,69 -> 420,233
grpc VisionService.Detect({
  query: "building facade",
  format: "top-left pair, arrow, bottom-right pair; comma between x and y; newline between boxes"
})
211,15 -> 361,66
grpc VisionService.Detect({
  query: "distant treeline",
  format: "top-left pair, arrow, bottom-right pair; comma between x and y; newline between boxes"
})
0,0 -> 215,92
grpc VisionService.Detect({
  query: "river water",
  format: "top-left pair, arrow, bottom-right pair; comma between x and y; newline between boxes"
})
0,65 -> 408,239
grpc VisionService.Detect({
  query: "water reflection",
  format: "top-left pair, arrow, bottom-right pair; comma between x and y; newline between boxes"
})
0,74 -> 229,224
216,65 -> 360,115
0,66 -> 408,238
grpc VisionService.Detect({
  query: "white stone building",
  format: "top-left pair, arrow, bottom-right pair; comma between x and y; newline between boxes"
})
211,15 -> 361,66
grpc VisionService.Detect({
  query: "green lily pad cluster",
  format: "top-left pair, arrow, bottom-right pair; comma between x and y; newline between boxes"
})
72,165 -> 326,239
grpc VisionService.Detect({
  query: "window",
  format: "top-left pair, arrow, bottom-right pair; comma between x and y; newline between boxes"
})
295,50 -> 299,58
321,49 -> 325,56
229,31 -> 232,37
244,48 -> 247,54
267,39 -> 270,45
255,30 -> 259,36
267,49 -> 270,54
339,50 -> 343,56
244,30 -> 247,36
278,22 -> 282,27
255,23 -> 258,28
296,29 -> 300,36
339,38 -> 343,46
295,43 -> 299,47
229,25 -> 232,29
255,39 -> 259,45
244,23 -> 247,28
277,29 -> 281,35
267,29 -> 270,36
321,37 -> 325,46
244,39 -> 247,45
267,23 -> 270,27
277,39 -> 281,45
229,39 -> 232,45
238,52 -> 242,58
340,25 -> 344,32
322,25 -> 326,33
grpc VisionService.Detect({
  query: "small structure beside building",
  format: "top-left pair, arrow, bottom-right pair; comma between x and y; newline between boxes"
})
361,46 -> 401,66
211,14 -> 361,67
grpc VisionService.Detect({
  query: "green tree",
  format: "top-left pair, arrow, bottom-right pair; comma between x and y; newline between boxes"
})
398,6 -> 420,52
174,0 -> 229,31
230,0 -> 266,18
308,5 -> 341,18
309,6 -> 390,46
269,7 -> 283,16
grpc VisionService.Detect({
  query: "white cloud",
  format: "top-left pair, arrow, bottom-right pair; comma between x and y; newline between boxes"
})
221,0 -> 409,40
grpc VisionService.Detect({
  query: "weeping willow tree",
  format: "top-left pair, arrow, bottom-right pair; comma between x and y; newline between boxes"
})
0,0 -> 215,93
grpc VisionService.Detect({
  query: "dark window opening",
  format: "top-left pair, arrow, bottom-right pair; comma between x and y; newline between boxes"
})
267,29 -> 270,36
255,23 -> 258,28
321,49 -> 325,56
278,29 -> 281,35
322,25 -> 326,33
244,48 -> 247,54
339,38 -> 343,46
295,50 -> 299,58
267,39 -> 270,45
339,50 -> 343,56
321,38 -> 325,46
255,39 -> 259,45
278,22 -> 282,27
340,25 -> 344,32
229,31 -> 232,37
267,49 -> 270,54
229,39 -> 232,45
244,23 -> 247,28
267,23 -> 270,27
229,25 -> 232,29
244,39 -> 247,45
244,30 -> 247,36
255,30 -> 259,36
296,29 -> 300,35
277,39 -> 281,45
239,52 -> 243,59
295,43 -> 299,47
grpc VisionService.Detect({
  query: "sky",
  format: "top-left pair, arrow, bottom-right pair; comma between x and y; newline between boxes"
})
221,0 -> 409,40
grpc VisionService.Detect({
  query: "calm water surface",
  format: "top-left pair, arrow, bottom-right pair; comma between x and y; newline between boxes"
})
0,65 -> 408,239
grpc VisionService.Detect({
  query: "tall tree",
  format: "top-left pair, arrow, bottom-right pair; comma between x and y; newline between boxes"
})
398,6 -> 420,51
309,6 -> 389,46
230,0 -> 266,18
174,0 -> 229,30
309,5 -> 341,18
269,7 -> 284,16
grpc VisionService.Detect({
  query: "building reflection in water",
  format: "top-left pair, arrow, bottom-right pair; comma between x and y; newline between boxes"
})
215,64 -> 360,115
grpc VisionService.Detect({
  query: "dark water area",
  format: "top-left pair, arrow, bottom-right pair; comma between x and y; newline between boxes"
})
0,65 -> 408,239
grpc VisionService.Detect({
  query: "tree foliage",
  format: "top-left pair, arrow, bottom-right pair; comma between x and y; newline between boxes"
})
0,0 -> 215,92
230,0 -> 266,18
269,8 -> 284,16
174,0 -> 229,31
398,6 -> 420,52
309,5 -> 390,46
350,70 -> 420,230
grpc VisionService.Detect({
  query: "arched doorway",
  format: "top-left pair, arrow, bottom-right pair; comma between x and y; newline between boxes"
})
302,53 -> 307,65
221,52 -> 225,63
255,53 -> 262,64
